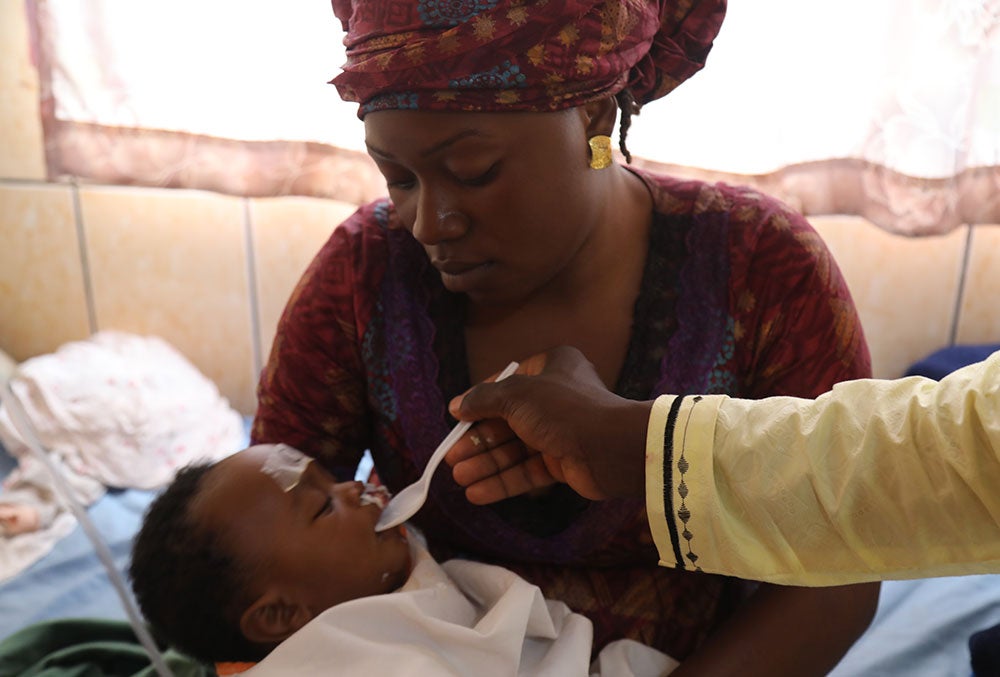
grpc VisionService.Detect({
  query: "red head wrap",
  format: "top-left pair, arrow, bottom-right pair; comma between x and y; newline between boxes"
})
330,0 -> 726,117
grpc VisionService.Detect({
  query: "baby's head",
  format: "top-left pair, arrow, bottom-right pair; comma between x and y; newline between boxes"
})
129,443 -> 411,663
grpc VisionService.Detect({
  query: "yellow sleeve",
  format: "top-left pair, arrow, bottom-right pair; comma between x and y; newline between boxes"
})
646,351 -> 1000,585
645,394 -> 723,572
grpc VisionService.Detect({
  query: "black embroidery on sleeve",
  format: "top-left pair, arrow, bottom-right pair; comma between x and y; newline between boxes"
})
663,395 -> 686,568
677,396 -> 703,571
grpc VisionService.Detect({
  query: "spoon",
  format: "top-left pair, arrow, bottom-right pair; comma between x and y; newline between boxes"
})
375,361 -> 520,531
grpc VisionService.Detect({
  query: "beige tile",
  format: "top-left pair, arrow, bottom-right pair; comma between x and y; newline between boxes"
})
80,186 -> 257,414
0,182 -> 90,359
249,197 -> 357,364
0,1 -> 46,180
955,224 -> 1000,345
811,216 -> 968,379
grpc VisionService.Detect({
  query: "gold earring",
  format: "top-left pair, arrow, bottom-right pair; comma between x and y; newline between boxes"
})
588,135 -> 613,170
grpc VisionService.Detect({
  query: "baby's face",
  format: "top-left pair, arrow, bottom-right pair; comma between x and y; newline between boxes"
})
193,444 -> 411,615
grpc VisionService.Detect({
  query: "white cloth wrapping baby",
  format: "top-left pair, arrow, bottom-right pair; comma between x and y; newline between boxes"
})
0,331 -> 245,582
243,535 -> 679,677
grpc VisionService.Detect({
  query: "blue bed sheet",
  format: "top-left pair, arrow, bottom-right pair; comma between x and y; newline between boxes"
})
905,343 -> 1000,380
0,485 -> 156,641
0,418 -> 252,643
830,576 -> 1000,676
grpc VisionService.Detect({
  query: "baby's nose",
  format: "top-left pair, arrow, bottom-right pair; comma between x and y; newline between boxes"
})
335,480 -> 364,502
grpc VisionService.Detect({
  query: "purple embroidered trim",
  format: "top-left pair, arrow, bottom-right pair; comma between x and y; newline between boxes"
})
380,228 -> 447,474
659,184 -> 731,395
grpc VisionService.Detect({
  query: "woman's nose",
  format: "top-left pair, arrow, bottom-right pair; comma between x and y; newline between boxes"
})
411,187 -> 468,245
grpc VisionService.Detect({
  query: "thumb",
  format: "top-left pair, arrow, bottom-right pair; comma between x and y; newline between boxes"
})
449,378 -> 512,422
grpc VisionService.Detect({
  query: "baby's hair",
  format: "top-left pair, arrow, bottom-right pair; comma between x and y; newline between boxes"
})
129,462 -> 269,663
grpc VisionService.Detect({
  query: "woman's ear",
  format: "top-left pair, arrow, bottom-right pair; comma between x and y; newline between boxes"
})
581,95 -> 619,138
240,589 -> 315,645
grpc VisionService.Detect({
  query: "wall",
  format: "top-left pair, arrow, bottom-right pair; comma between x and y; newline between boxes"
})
1,2 -> 998,415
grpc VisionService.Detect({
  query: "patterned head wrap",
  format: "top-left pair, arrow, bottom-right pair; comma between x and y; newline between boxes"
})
330,0 -> 727,117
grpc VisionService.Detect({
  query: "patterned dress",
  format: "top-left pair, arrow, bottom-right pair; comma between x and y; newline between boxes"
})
252,168 -> 871,659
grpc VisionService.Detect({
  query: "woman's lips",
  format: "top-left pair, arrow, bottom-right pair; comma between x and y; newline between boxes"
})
433,259 -> 484,276
433,260 -> 494,292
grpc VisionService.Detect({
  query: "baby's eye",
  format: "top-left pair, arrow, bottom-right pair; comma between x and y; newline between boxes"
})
313,495 -> 333,520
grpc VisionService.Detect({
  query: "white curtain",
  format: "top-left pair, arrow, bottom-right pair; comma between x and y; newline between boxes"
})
33,0 -> 1000,233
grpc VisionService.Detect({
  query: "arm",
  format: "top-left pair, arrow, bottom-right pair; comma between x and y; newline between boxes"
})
664,190 -> 879,675
450,347 -> 1000,583
653,348 -> 1000,584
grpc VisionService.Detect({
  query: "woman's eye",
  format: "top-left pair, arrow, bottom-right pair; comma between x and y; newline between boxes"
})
456,163 -> 499,187
381,169 -> 416,191
386,178 -> 416,191
313,496 -> 333,520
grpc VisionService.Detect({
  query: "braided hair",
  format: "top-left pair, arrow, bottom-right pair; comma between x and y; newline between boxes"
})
614,88 -> 642,164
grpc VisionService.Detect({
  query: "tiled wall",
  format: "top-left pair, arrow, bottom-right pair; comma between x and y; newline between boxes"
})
1,2 -> 997,414
810,217 -> 998,381
0,182 -> 358,415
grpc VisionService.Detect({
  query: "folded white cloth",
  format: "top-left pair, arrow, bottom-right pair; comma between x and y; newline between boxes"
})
0,331 -> 244,582
245,534 -> 679,677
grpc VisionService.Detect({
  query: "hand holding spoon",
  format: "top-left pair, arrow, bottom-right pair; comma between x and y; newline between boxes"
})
374,361 -> 519,531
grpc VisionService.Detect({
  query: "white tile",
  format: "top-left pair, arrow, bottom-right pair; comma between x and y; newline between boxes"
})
811,216 -> 968,378
80,185 -> 257,414
955,224 -> 1000,345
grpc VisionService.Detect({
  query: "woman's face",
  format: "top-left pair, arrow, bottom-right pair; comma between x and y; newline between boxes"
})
193,445 -> 411,616
364,108 -> 608,307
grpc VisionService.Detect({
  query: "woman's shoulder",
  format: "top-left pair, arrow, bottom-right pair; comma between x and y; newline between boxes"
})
638,169 -> 807,226
313,198 -> 419,262
332,198 -> 398,239
638,169 -> 821,256
282,198 -> 400,306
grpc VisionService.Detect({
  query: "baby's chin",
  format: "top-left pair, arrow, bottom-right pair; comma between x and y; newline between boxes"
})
360,484 -> 413,589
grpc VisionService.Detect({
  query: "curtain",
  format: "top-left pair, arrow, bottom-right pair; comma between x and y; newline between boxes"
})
30,0 -> 1000,234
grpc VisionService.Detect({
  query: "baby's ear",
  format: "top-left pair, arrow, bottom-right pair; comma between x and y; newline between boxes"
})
240,590 -> 314,645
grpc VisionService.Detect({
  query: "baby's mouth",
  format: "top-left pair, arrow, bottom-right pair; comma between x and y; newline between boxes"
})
360,483 -> 391,510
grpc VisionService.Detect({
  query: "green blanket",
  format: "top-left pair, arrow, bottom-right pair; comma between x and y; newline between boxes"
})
0,618 -> 213,677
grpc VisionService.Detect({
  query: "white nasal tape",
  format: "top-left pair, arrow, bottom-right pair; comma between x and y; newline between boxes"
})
260,443 -> 313,492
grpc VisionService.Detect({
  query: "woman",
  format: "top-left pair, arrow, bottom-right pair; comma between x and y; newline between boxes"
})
253,1 -> 879,674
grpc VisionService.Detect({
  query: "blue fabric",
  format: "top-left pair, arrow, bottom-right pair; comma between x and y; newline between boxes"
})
0,417 -> 253,643
829,576 -> 1000,677
0,484 -> 155,642
904,344 -> 1000,380
970,620 -> 1000,677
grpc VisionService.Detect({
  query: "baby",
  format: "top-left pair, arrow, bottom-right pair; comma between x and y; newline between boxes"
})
130,443 -> 679,676
129,443 -> 411,664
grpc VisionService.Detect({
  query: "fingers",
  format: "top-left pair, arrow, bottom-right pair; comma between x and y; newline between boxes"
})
461,454 -> 558,505
445,419 -> 514,465
450,431 -> 530,486
448,425 -> 559,504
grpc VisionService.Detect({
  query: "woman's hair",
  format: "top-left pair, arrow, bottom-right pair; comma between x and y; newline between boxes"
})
614,88 -> 641,164
129,463 -> 269,663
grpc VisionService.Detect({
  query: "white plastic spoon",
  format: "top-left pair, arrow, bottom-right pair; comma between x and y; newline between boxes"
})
375,361 -> 519,532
